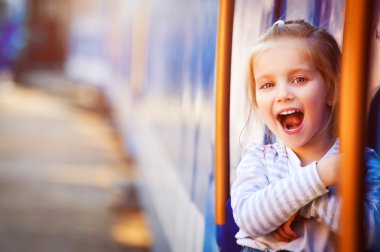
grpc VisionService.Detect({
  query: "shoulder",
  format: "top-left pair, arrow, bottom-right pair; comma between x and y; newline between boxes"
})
243,142 -> 264,154
237,143 -> 270,174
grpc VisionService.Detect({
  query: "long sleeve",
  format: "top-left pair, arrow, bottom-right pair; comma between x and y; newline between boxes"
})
299,148 -> 380,250
299,188 -> 341,232
231,143 -> 328,238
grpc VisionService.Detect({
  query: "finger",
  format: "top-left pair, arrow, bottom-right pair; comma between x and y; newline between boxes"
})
283,222 -> 298,239
276,225 -> 293,240
272,230 -> 290,242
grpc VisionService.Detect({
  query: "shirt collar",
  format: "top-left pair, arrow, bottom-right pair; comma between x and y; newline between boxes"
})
285,139 -> 340,167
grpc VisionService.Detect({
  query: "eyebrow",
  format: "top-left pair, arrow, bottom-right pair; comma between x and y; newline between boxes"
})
255,67 -> 314,83
288,68 -> 314,76
254,74 -> 272,85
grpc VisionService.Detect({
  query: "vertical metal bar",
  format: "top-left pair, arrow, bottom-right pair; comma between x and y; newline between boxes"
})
339,0 -> 374,251
215,0 -> 234,225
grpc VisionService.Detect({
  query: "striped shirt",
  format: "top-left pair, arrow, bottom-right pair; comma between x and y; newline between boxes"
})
231,139 -> 380,251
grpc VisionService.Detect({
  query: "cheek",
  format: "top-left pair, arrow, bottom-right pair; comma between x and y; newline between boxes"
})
256,96 -> 272,116
255,94 -> 266,110
257,103 -> 273,125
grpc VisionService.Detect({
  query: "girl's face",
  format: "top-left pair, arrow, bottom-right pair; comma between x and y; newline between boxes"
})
253,38 -> 332,152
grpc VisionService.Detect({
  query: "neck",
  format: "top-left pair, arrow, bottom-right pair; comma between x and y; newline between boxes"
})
291,133 -> 335,166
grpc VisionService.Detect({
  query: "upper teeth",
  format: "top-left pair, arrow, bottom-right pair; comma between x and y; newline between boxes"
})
280,110 -> 298,115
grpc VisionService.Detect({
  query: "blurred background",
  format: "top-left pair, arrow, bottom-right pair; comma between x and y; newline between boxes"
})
0,0 -> 152,251
0,0 -> 379,252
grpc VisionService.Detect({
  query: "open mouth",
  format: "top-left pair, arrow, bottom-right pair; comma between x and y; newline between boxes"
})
277,109 -> 304,132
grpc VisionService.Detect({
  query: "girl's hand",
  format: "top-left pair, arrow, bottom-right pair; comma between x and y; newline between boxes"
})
271,212 -> 298,242
316,155 -> 341,187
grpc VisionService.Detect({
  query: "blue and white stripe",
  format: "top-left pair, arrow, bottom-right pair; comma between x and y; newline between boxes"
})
231,140 -> 380,251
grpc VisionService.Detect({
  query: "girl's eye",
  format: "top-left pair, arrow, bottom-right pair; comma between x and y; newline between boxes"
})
260,82 -> 274,89
293,76 -> 307,84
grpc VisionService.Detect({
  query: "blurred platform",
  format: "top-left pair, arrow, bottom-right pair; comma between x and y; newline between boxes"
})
0,75 -> 151,252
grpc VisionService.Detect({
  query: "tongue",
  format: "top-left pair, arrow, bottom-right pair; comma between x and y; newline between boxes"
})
284,114 -> 302,130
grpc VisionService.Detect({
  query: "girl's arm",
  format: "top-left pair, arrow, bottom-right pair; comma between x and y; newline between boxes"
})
298,188 -> 341,232
300,149 -> 380,249
298,155 -> 341,232
231,143 -> 328,238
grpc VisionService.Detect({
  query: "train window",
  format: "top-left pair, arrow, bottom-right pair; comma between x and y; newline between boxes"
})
226,1 -> 380,251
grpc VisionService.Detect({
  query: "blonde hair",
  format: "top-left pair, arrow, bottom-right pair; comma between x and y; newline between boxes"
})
247,20 -> 341,137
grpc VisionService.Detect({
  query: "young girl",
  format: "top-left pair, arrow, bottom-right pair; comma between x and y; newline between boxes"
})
231,20 -> 380,251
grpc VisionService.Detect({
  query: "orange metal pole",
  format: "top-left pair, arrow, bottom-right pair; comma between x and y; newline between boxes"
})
215,0 -> 234,225
339,0 -> 374,251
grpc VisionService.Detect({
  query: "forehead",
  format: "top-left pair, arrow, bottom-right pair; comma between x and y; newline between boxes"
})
252,39 -> 315,77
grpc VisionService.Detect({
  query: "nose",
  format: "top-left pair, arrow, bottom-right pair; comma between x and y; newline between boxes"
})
276,83 -> 294,103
